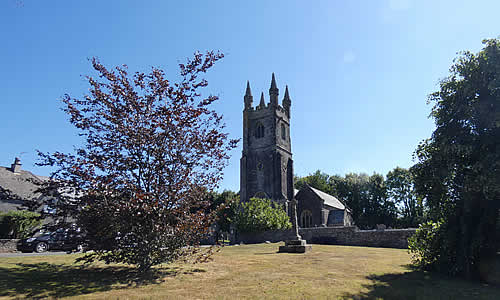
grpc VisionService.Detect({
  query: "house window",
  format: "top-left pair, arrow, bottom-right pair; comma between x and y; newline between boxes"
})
300,210 -> 313,228
255,123 -> 265,139
281,124 -> 286,140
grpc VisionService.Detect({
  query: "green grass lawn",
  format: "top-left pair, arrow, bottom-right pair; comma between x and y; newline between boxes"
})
0,243 -> 498,299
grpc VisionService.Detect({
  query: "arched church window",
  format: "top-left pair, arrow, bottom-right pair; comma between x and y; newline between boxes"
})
255,123 -> 265,139
300,210 -> 313,228
281,124 -> 286,140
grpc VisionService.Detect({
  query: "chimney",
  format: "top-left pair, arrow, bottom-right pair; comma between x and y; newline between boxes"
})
11,157 -> 21,173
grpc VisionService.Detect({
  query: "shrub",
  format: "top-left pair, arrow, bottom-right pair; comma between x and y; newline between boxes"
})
408,220 -> 448,269
0,210 -> 42,239
235,198 -> 291,233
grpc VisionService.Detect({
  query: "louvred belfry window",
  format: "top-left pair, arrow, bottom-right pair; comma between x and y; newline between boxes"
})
255,123 -> 265,138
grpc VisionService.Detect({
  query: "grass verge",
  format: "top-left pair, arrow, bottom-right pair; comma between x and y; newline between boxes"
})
0,243 -> 498,299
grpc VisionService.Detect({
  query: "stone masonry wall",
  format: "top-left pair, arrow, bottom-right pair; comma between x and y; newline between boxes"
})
236,227 -> 416,249
236,229 -> 295,244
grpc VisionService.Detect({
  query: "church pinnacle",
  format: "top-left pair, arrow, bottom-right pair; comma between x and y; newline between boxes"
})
269,73 -> 279,107
283,85 -> 290,101
270,73 -> 278,90
244,81 -> 253,110
283,85 -> 291,118
245,81 -> 252,96
259,92 -> 266,108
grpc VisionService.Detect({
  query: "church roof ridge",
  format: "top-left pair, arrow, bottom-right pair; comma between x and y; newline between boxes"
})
306,185 -> 346,210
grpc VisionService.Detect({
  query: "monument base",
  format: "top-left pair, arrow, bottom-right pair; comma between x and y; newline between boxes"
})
278,239 -> 312,253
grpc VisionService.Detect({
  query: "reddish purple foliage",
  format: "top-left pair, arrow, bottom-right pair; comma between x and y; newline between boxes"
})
37,51 -> 238,271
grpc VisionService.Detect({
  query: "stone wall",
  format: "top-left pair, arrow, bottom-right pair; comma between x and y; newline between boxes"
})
0,239 -> 19,253
300,227 -> 416,249
236,229 -> 295,244
236,227 -> 416,249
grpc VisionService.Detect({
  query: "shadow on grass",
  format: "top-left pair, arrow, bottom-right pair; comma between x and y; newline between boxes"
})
341,265 -> 500,300
0,262 -> 183,299
254,252 -> 278,255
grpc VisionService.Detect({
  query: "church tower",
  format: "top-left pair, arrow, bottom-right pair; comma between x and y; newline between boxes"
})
240,74 -> 294,214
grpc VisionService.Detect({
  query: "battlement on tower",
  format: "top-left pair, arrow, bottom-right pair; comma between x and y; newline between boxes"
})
243,73 -> 291,118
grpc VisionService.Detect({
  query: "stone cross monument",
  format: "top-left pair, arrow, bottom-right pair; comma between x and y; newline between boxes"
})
278,198 -> 312,253
291,198 -> 301,240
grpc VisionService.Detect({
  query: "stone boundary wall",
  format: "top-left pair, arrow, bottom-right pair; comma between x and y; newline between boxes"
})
0,239 -> 19,253
235,230 -> 295,244
236,227 -> 416,249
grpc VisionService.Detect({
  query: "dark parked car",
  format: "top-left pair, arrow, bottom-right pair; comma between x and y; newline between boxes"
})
17,228 -> 85,253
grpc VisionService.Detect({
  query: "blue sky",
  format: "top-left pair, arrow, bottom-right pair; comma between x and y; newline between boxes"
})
1,0 -> 499,191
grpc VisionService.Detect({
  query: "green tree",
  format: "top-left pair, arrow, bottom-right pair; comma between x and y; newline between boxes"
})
368,173 -> 398,227
411,39 -> 500,279
0,210 -> 42,239
234,198 -> 291,233
332,173 -> 370,228
330,172 -> 398,229
294,170 -> 332,195
386,167 -> 423,227
206,190 -> 239,233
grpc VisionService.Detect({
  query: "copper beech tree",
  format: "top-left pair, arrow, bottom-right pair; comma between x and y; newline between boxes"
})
37,52 -> 238,272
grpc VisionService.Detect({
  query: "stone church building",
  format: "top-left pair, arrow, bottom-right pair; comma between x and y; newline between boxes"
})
240,74 -> 353,228
295,185 -> 353,228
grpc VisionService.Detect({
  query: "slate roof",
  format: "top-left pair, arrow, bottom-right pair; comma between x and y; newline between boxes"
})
0,165 -> 45,212
308,186 -> 346,210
